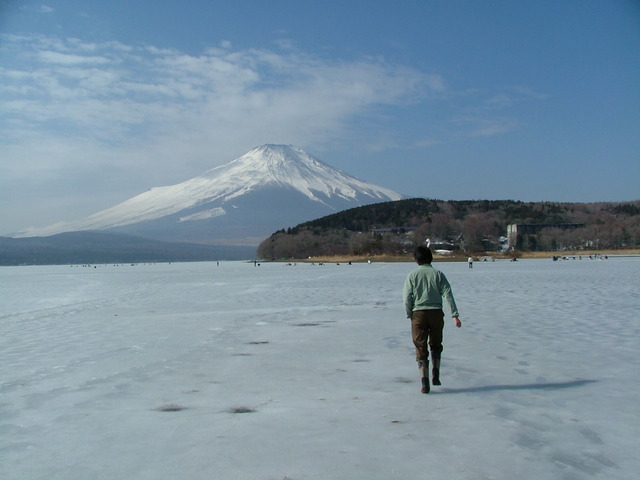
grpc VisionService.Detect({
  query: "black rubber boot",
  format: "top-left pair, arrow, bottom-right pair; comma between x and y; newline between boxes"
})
421,376 -> 430,394
432,354 -> 441,386
419,360 -> 430,394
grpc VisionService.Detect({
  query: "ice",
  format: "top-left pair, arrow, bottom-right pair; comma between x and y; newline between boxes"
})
1,257 -> 639,479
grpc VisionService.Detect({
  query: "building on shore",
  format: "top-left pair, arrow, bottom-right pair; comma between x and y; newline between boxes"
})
507,223 -> 585,251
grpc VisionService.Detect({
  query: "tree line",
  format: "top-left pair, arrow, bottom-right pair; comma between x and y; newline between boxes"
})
257,198 -> 640,259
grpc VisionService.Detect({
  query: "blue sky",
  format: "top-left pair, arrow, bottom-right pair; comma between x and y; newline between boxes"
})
1,0 -> 639,234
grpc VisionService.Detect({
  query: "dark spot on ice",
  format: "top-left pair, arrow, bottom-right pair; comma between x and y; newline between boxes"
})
154,404 -> 188,412
295,322 -> 321,327
228,406 -> 256,414
394,377 -> 413,384
580,428 -> 604,445
247,341 -> 269,344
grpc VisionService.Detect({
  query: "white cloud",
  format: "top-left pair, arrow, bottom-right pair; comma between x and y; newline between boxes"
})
37,5 -> 55,14
1,34 -> 437,166
37,50 -> 111,65
450,114 -> 518,138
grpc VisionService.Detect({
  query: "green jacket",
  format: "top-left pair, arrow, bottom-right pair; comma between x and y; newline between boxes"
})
403,264 -> 460,318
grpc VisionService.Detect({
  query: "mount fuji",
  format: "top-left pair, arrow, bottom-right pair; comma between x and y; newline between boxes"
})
14,145 -> 404,245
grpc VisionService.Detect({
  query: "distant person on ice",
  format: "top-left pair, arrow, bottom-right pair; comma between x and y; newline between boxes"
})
403,246 -> 462,394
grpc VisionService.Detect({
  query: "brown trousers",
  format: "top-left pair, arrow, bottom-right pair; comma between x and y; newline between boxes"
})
411,309 -> 444,362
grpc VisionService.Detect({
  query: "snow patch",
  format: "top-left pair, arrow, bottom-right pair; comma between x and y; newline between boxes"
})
179,207 -> 226,222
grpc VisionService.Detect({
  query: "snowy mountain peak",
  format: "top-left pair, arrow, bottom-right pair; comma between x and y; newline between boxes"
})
201,144 -> 325,183
13,145 -> 403,243
243,144 -> 310,165
195,144 -> 400,205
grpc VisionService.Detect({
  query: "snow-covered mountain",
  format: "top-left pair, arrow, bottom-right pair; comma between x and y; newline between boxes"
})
14,145 -> 404,245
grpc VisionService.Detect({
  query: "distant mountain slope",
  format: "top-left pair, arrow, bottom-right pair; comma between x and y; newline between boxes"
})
13,145 -> 403,245
0,232 -> 255,266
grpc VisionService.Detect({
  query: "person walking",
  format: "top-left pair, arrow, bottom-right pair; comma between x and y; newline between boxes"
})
403,246 -> 462,393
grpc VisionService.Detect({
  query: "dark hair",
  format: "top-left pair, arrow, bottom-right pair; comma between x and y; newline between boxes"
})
414,246 -> 433,264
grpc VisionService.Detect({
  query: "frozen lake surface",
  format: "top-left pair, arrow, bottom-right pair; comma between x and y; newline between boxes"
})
1,257 -> 639,479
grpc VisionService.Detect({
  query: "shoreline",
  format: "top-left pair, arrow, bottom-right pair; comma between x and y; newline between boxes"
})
281,249 -> 640,264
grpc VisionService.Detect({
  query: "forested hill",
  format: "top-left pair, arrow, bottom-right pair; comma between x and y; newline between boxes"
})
298,198 -> 576,231
257,198 -> 640,259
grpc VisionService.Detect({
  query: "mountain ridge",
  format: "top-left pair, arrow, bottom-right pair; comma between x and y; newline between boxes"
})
0,231 -> 255,266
